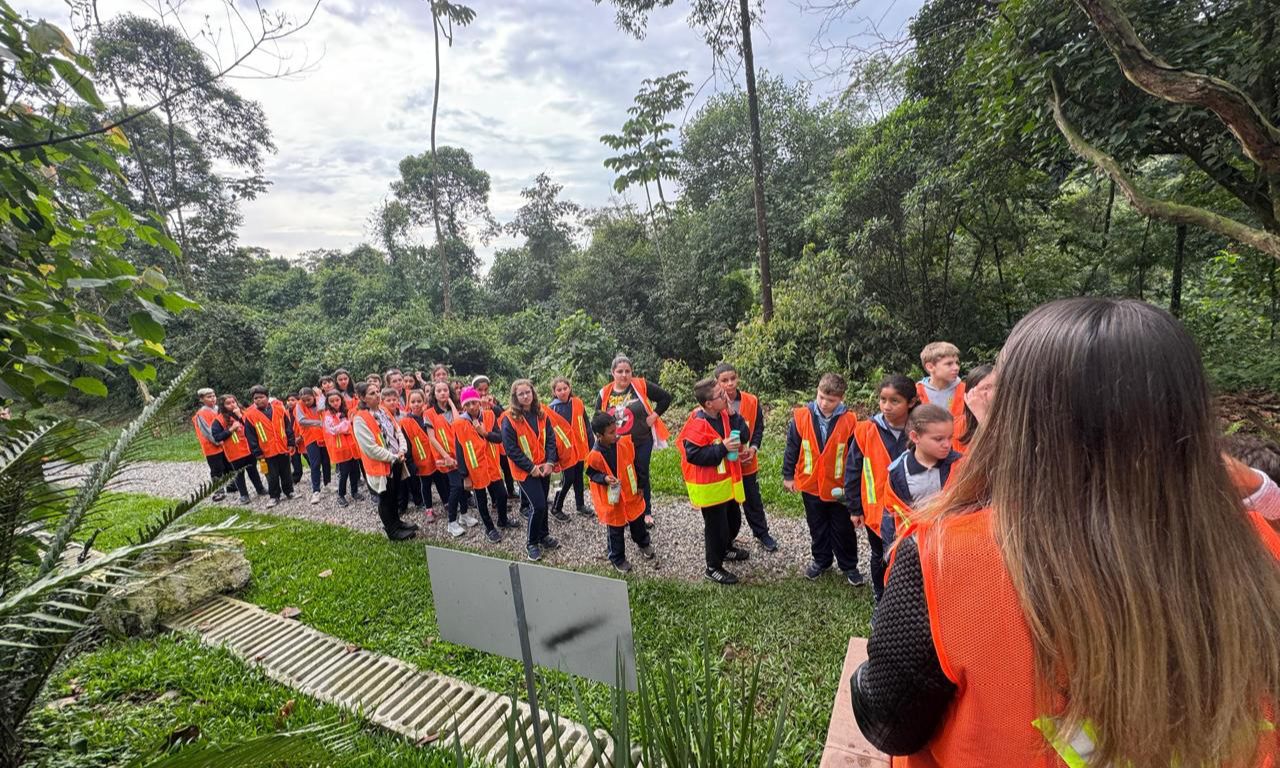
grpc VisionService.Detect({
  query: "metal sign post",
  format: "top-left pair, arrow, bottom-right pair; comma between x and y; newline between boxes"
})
425,546 -> 638,768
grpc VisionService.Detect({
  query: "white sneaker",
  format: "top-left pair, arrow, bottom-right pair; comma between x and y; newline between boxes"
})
461,513 -> 480,527
447,521 -> 466,538
309,492 -> 320,505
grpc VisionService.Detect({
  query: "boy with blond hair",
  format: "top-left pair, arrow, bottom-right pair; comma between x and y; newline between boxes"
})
916,341 -> 968,453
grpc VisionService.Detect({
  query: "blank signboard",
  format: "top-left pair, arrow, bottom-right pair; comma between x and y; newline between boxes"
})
425,546 -> 637,690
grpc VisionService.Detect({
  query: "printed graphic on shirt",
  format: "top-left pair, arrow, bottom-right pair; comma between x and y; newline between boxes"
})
606,391 -> 638,436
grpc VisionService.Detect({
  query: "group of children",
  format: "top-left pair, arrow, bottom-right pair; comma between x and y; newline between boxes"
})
191,340 -> 989,588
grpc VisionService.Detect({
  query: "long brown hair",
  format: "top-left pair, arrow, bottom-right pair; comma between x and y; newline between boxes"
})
933,297 -> 1280,768
507,378 -> 542,422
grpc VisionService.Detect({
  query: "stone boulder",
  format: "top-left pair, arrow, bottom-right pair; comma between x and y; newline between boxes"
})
99,536 -> 251,637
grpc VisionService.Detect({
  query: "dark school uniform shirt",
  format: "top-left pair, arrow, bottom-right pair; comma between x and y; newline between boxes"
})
682,409 -> 750,468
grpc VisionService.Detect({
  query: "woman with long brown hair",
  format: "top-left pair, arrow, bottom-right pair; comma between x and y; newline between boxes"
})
851,297 -> 1280,768
502,378 -> 559,561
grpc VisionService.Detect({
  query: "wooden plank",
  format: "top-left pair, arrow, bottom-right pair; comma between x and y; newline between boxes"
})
820,637 -> 891,768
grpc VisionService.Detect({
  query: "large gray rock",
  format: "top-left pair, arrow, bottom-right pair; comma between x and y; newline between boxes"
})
99,536 -> 251,637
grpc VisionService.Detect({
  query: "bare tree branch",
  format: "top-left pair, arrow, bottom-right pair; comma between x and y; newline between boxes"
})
1072,0 -> 1280,177
1050,76 -> 1280,262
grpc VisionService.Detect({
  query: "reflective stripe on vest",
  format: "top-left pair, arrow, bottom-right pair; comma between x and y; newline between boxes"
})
802,441 -> 813,475
464,441 -> 479,470
519,435 -> 532,460
626,465 -> 637,494
862,460 -> 876,505
413,435 -> 427,461
254,422 -> 268,445
834,443 -> 845,479
1034,716 -> 1276,768
687,476 -> 737,507
553,424 -> 570,452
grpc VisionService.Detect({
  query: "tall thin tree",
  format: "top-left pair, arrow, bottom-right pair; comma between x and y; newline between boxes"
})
428,1 -> 476,315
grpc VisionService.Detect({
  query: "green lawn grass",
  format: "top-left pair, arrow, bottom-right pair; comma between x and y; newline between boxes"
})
37,493 -> 872,766
26,634 -> 483,767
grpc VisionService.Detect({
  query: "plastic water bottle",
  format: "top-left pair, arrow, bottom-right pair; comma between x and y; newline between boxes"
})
831,487 -> 845,499
727,430 -> 740,462
607,482 -> 621,504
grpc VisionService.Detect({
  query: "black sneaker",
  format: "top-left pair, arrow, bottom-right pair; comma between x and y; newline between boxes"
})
845,570 -> 868,587
577,506 -> 593,516
704,567 -> 739,585
336,496 -> 349,508
612,559 -> 633,573
757,534 -> 779,552
804,562 -> 829,580
526,544 -> 542,562
389,527 -> 415,541
399,522 -> 420,532
500,519 -> 521,529
725,547 -> 750,562
638,544 -> 656,560
550,509 -> 571,522
486,529 -> 501,543
238,495 -> 251,505
211,491 -> 226,502
541,536 -> 560,550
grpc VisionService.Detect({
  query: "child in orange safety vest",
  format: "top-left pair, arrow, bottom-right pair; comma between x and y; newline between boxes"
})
192,387 -> 236,502
586,411 -> 654,573
678,377 -> 751,585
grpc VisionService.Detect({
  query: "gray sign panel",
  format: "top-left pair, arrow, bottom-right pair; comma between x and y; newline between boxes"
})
426,546 -> 637,690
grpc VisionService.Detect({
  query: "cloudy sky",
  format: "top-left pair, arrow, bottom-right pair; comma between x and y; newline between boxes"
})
26,0 -> 921,263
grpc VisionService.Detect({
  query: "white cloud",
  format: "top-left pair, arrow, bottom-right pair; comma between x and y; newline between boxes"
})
18,0 -> 922,264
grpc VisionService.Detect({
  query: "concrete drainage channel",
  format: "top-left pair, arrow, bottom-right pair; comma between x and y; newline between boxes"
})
165,596 -> 622,767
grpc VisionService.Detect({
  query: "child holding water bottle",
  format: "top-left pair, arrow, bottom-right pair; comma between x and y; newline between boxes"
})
585,412 -> 655,573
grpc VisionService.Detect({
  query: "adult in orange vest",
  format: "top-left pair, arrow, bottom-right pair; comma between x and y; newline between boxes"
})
352,385 -> 415,541
599,355 -> 673,528
549,377 -> 593,521
782,373 -> 865,587
211,393 -> 267,503
501,379 -> 559,562
915,341 -> 968,455
322,390 -> 362,507
713,363 -> 778,552
846,374 -> 915,602
243,385 -> 296,508
294,387 -> 330,505
192,387 -> 236,502
678,378 -> 750,585
450,386 -> 510,542
851,298 -> 1280,768
586,411 -> 654,573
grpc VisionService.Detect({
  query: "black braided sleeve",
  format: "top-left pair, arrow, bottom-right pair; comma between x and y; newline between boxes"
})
850,535 -> 958,755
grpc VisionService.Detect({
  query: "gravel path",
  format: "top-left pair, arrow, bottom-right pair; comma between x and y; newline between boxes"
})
105,461 -> 875,585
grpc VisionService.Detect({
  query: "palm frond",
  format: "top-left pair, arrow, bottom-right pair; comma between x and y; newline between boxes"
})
129,719 -> 363,768
36,355 -> 203,579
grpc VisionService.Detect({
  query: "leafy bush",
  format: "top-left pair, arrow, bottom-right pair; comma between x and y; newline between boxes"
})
658,358 -> 699,407
1182,250 -> 1280,391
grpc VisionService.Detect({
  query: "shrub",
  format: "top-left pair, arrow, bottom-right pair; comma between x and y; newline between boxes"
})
658,358 -> 699,406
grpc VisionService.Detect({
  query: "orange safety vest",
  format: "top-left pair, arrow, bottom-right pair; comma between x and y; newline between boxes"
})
791,406 -> 858,502
916,381 -> 968,455
546,408 -> 578,472
453,414 -> 500,486
559,396 -> 590,468
482,407 -> 506,463
506,411 -> 550,483
216,414 -> 251,463
906,508 -> 1279,768
586,436 -> 644,527
294,403 -> 326,449
244,400 -> 290,458
734,390 -> 761,476
325,419 -> 355,464
599,377 -> 670,444
853,420 -> 894,535
192,407 -> 223,457
352,410 -> 391,478
425,409 -> 457,466
399,415 -> 438,476
676,410 -> 745,508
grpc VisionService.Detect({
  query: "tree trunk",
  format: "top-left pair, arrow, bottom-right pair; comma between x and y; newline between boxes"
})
1170,223 -> 1186,317
738,0 -> 774,322
430,4 -> 450,316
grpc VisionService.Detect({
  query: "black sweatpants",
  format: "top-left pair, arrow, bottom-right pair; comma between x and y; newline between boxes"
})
519,475 -> 552,547
205,453 -> 237,494
607,516 -> 651,565
802,493 -> 859,573
553,461 -> 586,513
305,443 -> 331,492
700,500 -> 741,570
739,472 -> 771,539
376,468 -> 404,537
264,453 -> 294,500
867,526 -> 886,602
229,455 -> 267,497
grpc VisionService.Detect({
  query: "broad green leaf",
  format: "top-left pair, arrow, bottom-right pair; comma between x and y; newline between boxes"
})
69,377 -> 107,397
128,311 -> 164,343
